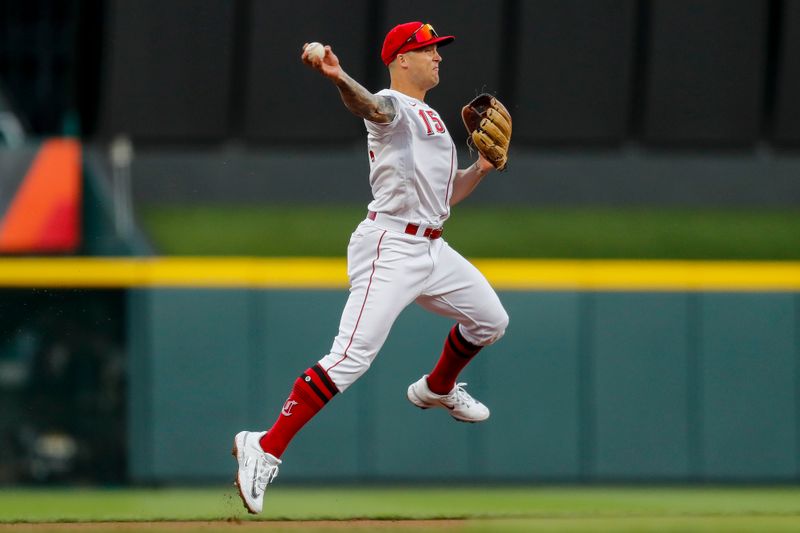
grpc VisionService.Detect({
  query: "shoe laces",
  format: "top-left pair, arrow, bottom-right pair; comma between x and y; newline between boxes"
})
447,382 -> 477,408
254,453 -> 280,492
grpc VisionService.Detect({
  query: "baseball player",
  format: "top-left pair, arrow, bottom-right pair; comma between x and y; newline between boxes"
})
233,21 -> 511,514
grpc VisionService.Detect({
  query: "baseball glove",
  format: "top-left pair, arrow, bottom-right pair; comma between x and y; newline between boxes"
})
461,93 -> 512,171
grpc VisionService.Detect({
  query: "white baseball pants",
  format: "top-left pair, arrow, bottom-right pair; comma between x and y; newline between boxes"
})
318,217 -> 509,392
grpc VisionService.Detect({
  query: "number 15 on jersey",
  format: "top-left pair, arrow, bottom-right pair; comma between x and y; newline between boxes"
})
418,110 -> 445,135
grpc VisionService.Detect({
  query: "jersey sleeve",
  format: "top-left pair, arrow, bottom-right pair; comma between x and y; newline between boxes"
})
364,93 -> 402,134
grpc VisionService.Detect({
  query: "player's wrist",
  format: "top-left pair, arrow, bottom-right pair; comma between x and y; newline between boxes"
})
475,157 -> 493,174
331,68 -> 349,85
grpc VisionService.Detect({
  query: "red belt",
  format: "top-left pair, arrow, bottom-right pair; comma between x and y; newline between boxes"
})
367,211 -> 443,240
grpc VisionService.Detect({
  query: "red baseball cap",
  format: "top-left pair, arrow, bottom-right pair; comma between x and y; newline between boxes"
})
381,22 -> 455,66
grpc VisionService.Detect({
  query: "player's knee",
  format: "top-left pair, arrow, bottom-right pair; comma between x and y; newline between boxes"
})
465,307 -> 508,346
484,308 -> 509,345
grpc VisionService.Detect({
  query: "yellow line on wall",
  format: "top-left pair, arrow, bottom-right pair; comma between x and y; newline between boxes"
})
0,258 -> 347,289
0,257 -> 799,291
473,259 -> 800,291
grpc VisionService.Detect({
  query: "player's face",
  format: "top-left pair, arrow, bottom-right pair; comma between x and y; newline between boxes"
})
405,45 -> 442,90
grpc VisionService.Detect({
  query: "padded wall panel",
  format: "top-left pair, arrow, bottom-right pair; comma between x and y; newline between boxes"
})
774,0 -> 800,145
514,0 -> 636,144
591,294 -> 691,479
700,294 -> 797,479
642,0 -> 768,145
485,292 -> 582,479
146,290 -> 252,480
127,289 -> 154,480
369,306 -> 475,479
243,1 -> 369,142
384,1 -> 504,139
127,288 -> 800,483
100,0 -> 234,141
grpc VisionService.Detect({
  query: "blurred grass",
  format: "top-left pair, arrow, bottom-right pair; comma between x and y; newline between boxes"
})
3,486 -> 800,522
140,205 -> 800,259
3,517 -> 800,532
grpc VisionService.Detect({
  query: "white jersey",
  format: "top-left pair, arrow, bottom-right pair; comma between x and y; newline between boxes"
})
364,89 -> 457,227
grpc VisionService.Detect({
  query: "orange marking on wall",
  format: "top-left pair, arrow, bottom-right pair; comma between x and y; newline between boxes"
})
0,138 -> 82,252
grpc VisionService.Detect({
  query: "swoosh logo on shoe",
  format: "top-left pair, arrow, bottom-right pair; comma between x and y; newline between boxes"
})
250,465 -> 260,499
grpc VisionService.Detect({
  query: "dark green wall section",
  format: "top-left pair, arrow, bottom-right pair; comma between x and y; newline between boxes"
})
128,289 -> 800,482
700,294 -> 798,479
128,289 -> 253,480
591,293 -> 691,479
485,292 -> 582,480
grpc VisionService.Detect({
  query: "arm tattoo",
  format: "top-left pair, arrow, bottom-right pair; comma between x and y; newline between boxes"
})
334,72 -> 396,123
376,96 -> 397,123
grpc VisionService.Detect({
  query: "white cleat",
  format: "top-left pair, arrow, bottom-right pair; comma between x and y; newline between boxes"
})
407,374 -> 490,423
232,430 -> 281,514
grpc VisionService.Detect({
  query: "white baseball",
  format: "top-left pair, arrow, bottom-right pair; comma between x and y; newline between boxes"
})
305,42 -> 325,62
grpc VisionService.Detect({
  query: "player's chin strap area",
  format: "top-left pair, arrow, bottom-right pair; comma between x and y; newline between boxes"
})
367,211 -> 443,240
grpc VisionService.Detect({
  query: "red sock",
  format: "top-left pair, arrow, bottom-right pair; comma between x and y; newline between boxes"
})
259,364 -> 339,458
426,324 -> 483,395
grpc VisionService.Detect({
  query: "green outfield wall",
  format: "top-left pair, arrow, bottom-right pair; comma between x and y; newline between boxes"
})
126,287 -> 800,483
1,258 -> 798,484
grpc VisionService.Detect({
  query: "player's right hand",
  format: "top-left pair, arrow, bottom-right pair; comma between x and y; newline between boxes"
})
301,43 -> 342,81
